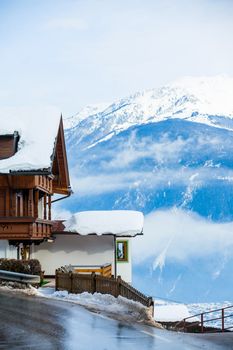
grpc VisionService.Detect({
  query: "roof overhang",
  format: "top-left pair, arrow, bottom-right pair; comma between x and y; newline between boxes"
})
52,210 -> 144,237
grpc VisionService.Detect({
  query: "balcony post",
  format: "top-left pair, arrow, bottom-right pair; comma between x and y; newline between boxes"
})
222,309 -> 225,332
201,314 -> 204,333
28,189 -> 34,217
48,195 -> 51,220
34,190 -> 39,218
43,193 -> 47,220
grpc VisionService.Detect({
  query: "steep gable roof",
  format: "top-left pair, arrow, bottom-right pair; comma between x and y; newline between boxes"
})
52,117 -> 71,194
0,107 -> 71,194
0,107 -> 61,174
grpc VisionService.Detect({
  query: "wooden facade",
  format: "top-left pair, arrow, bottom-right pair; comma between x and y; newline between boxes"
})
0,118 -> 71,243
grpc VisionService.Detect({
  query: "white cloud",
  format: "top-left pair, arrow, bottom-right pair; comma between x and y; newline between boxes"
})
52,205 -> 72,220
133,208 -> 233,264
45,18 -> 88,31
70,172 -> 140,196
98,132 -> 229,172
100,133 -> 187,170
70,166 -> 233,197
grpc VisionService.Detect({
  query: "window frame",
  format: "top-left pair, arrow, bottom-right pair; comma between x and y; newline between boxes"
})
116,240 -> 129,262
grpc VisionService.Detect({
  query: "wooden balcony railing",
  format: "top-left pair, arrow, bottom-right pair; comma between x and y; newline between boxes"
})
0,217 -> 53,240
36,175 -> 53,193
73,263 -> 112,278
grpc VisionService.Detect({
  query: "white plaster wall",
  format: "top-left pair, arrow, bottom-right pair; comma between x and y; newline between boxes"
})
116,238 -> 132,283
0,241 -> 17,259
32,234 -> 115,276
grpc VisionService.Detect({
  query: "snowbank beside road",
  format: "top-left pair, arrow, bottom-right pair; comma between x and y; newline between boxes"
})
0,284 -> 38,295
37,287 -> 161,327
0,284 -> 160,326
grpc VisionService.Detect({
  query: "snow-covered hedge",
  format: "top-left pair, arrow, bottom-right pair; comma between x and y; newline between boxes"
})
0,259 -> 41,276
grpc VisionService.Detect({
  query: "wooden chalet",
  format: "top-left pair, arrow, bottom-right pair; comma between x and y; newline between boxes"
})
0,112 -> 71,255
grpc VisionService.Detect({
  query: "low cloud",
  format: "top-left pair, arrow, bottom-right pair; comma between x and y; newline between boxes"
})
133,208 -> 233,264
100,133 -> 187,170
70,166 -> 233,197
70,172 -> 140,196
68,128 -> 233,198
98,132 -> 229,171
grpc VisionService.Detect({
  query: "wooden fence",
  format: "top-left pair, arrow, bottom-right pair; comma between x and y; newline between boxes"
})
55,270 -> 154,308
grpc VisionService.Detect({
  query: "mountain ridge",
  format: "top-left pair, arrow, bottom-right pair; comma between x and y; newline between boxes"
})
64,75 -> 233,152
59,76 -> 233,302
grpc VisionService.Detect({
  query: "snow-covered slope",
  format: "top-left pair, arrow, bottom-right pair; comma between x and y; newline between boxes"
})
65,76 -> 233,154
64,103 -> 109,129
60,76 -> 233,303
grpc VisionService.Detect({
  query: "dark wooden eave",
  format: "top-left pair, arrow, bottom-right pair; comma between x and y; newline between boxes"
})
51,220 -> 143,237
52,116 -> 71,195
0,132 -> 20,160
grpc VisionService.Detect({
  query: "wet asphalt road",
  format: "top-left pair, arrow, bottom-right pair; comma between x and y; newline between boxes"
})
0,291 -> 233,350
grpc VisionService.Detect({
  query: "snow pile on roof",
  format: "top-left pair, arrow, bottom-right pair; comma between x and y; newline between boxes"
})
154,304 -> 195,322
0,106 -> 61,173
64,210 -> 144,236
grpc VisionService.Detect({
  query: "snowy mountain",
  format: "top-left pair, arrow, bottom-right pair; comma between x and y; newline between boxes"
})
60,76 -> 233,302
64,103 -> 109,129
64,76 -> 233,153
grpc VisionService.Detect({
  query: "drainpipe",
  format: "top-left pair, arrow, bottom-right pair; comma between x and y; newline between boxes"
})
17,244 -> 20,260
51,189 -> 72,204
114,235 -> 117,278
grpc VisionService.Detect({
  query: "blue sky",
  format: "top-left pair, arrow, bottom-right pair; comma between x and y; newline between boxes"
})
0,0 -> 233,116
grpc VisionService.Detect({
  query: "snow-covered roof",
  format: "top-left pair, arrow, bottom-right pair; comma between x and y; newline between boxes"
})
154,304 -> 194,322
64,210 -> 144,237
0,106 -> 61,173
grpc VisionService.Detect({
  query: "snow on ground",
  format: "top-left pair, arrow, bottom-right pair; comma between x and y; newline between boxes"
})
2,283 -> 232,329
36,288 -> 233,329
0,284 -> 159,326
36,287 -> 161,327
187,302 -> 233,329
153,299 -> 233,328
0,284 -> 38,296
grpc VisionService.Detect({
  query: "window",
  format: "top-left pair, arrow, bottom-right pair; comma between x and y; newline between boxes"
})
116,241 -> 128,262
16,191 -> 23,217
38,196 -> 44,219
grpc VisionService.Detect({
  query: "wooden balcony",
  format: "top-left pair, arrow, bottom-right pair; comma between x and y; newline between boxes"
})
0,217 -> 53,240
0,175 -> 53,194
35,175 -> 53,194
